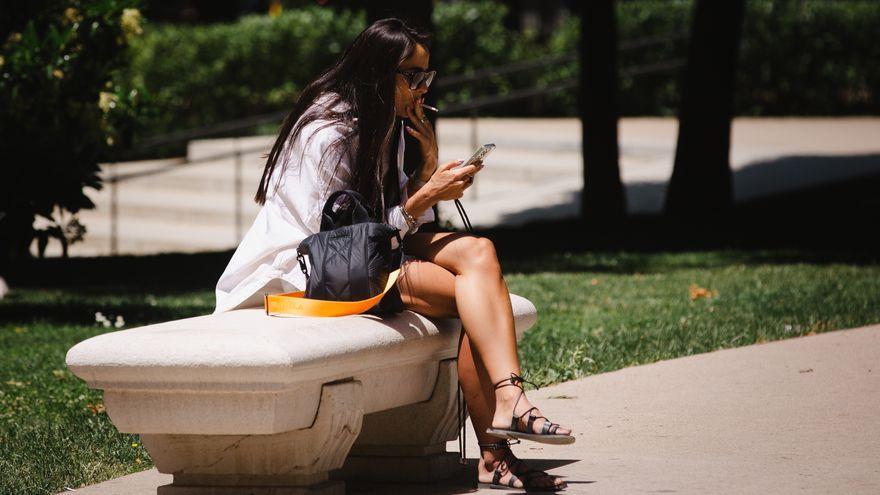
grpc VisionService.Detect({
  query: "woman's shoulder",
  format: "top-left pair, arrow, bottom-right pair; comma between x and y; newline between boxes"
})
293,95 -> 356,149
296,94 -> 355,143
305,93 -> 355,126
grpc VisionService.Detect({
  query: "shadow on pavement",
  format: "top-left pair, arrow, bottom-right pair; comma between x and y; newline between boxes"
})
491,157 -> 880,273
345,458 -> 585,494
619,153 -> 880,214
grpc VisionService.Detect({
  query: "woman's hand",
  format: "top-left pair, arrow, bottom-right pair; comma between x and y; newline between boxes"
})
424,159 -> 483,202
404,159 -> 483,219
404,103 -> 438,181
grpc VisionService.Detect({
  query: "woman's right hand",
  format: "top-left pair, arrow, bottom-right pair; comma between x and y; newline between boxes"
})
424,159 -> 482,202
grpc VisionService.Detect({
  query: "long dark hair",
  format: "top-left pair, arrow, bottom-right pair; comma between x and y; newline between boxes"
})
254,18 -> 431,211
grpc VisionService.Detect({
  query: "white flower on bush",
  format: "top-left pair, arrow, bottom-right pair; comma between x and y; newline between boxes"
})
121,8 -> 143,38
95,311 -> 125,328
98,92 -> 117,113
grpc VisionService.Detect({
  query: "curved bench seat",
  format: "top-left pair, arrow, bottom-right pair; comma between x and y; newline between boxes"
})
66,293 -> 538,493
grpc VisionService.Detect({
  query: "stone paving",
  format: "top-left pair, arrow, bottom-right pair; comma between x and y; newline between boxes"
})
66,324 -> 880,494
36,117 -> 880,257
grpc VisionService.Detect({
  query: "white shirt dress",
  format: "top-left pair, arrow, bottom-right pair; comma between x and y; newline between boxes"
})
213,95 -> 434,313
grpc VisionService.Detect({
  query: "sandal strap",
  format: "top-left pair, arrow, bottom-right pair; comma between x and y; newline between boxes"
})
485,451 -> 555,490
526,410 -> 540,433
512,406 -> 539,433
490,465 -> 520,488
506,472 -> 520,488
492,372 -> 540,391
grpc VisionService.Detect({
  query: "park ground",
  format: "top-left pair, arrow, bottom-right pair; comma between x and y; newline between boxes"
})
2,246 -> 879,494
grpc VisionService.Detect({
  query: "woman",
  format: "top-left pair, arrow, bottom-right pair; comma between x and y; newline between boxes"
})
214,18 -> 572,491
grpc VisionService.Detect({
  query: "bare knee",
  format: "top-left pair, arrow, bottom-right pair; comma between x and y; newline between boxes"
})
460,236 -> 501,275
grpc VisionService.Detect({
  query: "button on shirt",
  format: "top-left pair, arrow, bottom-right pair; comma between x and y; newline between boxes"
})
213,94 -> 434,313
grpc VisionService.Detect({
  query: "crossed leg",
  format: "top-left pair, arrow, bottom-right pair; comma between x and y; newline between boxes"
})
397,231 -> 569,490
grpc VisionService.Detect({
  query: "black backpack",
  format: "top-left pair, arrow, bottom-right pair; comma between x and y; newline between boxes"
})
295,189 -> 405,315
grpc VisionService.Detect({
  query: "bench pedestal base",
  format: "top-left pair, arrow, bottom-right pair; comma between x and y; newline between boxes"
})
147,381 -> 362,495
338,451 -> 464,483
333,359 -> 468,483
156,479 -> 343,495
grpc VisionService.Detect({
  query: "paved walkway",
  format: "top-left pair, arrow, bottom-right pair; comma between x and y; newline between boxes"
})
67,324 -> 880,494
39,117 -> 880,257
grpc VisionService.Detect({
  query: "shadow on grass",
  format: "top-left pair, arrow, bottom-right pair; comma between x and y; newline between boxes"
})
5,251 -> 231,290
0,301 -> 209,327
1,252 -> 228,326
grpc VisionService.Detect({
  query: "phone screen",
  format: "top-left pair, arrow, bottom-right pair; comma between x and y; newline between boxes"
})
458,143 -> 495,168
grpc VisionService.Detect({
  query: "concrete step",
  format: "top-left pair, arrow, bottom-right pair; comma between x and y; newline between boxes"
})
57,213 -> 244,257
88,186 -> 261,225
186,135 -> 274,162
38,117 -> 879,258
102,158 -> 265,195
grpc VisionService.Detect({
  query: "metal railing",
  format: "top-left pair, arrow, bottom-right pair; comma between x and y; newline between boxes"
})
104,32 -> 688,254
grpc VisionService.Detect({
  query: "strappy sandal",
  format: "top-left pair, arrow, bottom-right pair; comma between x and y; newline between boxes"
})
477,439 -> 566,492
486,373 -> 575,445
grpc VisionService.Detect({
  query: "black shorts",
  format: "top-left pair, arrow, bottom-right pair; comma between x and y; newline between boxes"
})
365,252 -> 415,316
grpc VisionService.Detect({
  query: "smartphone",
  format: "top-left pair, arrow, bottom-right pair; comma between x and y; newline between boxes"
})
457,143 -> 495,168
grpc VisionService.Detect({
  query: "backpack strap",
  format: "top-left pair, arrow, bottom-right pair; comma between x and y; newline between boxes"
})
264,269 -> 401,317
320,189 -> 375,231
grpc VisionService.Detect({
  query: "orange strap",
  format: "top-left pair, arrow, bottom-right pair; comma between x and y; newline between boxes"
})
264,269 -> 401,317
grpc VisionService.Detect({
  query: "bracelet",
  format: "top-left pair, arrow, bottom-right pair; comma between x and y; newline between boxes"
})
399,205 -> 418,231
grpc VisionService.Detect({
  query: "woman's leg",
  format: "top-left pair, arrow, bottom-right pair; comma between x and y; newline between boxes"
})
392,256 -> 498,445
396,253 -> 565,489
399,233 -> 520,384
400,231 -> 570,436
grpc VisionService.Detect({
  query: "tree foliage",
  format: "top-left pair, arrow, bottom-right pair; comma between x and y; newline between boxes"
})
0,0 -> 146,262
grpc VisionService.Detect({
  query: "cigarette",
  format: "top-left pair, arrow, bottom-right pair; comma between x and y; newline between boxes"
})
421,103 -> 439,113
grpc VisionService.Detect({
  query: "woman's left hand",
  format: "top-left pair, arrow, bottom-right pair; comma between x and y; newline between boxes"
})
405,103 -> 439,181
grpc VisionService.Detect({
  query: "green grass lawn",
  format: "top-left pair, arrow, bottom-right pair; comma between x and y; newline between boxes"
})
1,249 -> 879,494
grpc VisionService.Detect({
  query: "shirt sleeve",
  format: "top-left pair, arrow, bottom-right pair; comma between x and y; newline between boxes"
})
387,175 -> 435,237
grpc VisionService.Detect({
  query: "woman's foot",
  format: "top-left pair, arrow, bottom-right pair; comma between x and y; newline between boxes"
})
478,440 -> 567,491
490,374 -> 573,441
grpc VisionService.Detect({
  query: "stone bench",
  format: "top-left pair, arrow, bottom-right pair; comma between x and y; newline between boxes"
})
66,294 -> 538,494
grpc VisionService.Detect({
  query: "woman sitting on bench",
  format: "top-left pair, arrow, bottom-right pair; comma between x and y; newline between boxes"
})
215,18 -> 573,492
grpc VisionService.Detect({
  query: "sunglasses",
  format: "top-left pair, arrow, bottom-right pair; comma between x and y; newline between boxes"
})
397,69 -> 436,90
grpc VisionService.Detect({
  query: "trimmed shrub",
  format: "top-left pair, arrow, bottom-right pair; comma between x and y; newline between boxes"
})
121,0 -> 879,139
123,7 -> 365,134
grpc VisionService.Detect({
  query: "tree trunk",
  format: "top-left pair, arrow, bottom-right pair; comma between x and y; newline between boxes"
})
665,0 -> 745,218
580,0 -> 627,221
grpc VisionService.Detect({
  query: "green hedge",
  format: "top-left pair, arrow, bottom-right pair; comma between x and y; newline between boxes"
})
123,7 -> 364,134
122,0 -> 880,139
735,0 -> 879,115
